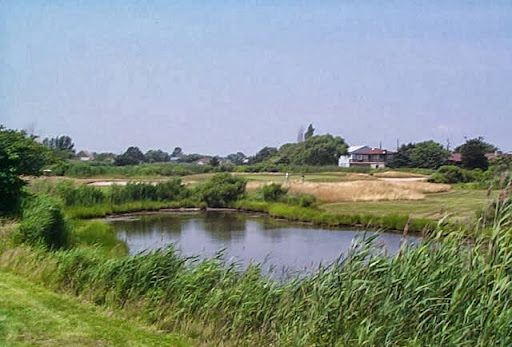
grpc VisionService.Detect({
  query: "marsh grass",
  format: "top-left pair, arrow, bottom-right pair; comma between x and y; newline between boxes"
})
70,220 -> 128,257
285,181 -> 451,202
246,180 -> 450,202
237,200 -> 434,233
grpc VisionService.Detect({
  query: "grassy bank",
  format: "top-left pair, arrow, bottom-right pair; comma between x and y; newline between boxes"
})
0,271 -> 189,346
237,200 -> 436,233
64,200 -> 200,219
1,208 -> 511,345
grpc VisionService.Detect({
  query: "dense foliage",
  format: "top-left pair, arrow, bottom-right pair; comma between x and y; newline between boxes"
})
429,165 -> 484,184
14,195 -> 69,250
196,173 -> 247,207
226,152 -> 247,165
261,183 -> 289,202
388,141 -> 449,169
0,126 -> 51,214
34,178 -> 188,207
114,146 -> 146,166
144,149 -> 170,163
42,135 -> 75,159
249,146 -> 278,164
459,137 -> 490,170
260,134 -> 348,166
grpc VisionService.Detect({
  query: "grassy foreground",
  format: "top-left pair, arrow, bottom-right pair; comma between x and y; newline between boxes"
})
0,271 -> 189,347
2,207 -> 511,346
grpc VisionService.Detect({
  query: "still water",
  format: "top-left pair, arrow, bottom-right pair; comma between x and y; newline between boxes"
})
109,212 -> 420,274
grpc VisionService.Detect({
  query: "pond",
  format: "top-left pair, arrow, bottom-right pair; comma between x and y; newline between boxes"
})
108,211 -> 421,275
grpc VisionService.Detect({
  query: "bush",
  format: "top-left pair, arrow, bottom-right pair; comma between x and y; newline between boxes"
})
285,193 -> 317,207
429,165 -> 486,185
16,195 -> 69,249
297,194 -> 317,207
429,166 -> 465,184
196,173 -> 247,207
261,183 -> 288,202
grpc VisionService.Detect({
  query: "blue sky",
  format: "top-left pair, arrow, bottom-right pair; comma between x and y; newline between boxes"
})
1,1 -> 511,155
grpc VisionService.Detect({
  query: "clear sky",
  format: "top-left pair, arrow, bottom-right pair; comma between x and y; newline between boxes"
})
1,1 -> 511,156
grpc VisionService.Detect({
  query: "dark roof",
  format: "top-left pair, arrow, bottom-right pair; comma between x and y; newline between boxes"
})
449,153 -> 497,163
356,148 -> 393,155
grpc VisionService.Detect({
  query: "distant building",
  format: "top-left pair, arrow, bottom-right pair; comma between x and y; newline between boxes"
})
76,150 -> 95,161
195,157 -> 211,166
339,145 -> 393,169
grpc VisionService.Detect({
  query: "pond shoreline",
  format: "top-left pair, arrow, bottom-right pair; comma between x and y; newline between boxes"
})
99,205 -> 426,235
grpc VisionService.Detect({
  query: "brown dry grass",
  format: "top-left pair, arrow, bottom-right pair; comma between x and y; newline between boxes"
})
373,171 -> 428,179
251,180 -> 450,202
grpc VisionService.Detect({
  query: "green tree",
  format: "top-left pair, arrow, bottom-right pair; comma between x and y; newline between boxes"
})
43,135 -> 75,159
144,149 -> 170,163
304,124 -> 315,140
301,135 -> 348,165
258,134 -> 349,166
171,147 -> 183,158
209,156 -> 220,167
454,138 -> 497,154
459,137 -> 489,170
0,126 -> 51,214
249,147 -> 278,164
409,141 -> 450,169
387,143 -> 415,168
226,152 -> 246,165
114,146 -> 146,166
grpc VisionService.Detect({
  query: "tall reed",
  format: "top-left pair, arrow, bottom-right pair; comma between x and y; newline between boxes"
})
2,204 -> 511,345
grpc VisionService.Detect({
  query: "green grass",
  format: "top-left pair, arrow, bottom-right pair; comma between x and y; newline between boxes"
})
0,271 -> 189,346
70,220 -> 129,257
237,201 -> 435,233
2,209 -> 512,346
64,200 -> 200,219
320,189 -> 493,223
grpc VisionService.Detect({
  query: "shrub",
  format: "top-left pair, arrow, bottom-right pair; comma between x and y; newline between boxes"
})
196,173 -> 247,207
429,166 -> 465,184
15,195 -> 69,249
429,165 -> 486,185
284,193 -> 317,207
261,183 -> 288,202
297,194 -> 317,207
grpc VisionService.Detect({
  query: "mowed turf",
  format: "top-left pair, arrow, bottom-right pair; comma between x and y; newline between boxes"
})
0,271 -> 189,347
320,189 -> 493,222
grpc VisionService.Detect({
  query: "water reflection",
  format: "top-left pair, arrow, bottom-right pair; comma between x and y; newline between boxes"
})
108,212 -> 421,274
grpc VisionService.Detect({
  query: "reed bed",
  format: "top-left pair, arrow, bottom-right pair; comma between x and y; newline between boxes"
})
1,203 -> 511,346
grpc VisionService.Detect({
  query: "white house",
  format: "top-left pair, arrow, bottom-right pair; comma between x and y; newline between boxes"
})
338,145 -> 370,167
339,145 -> 393,169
